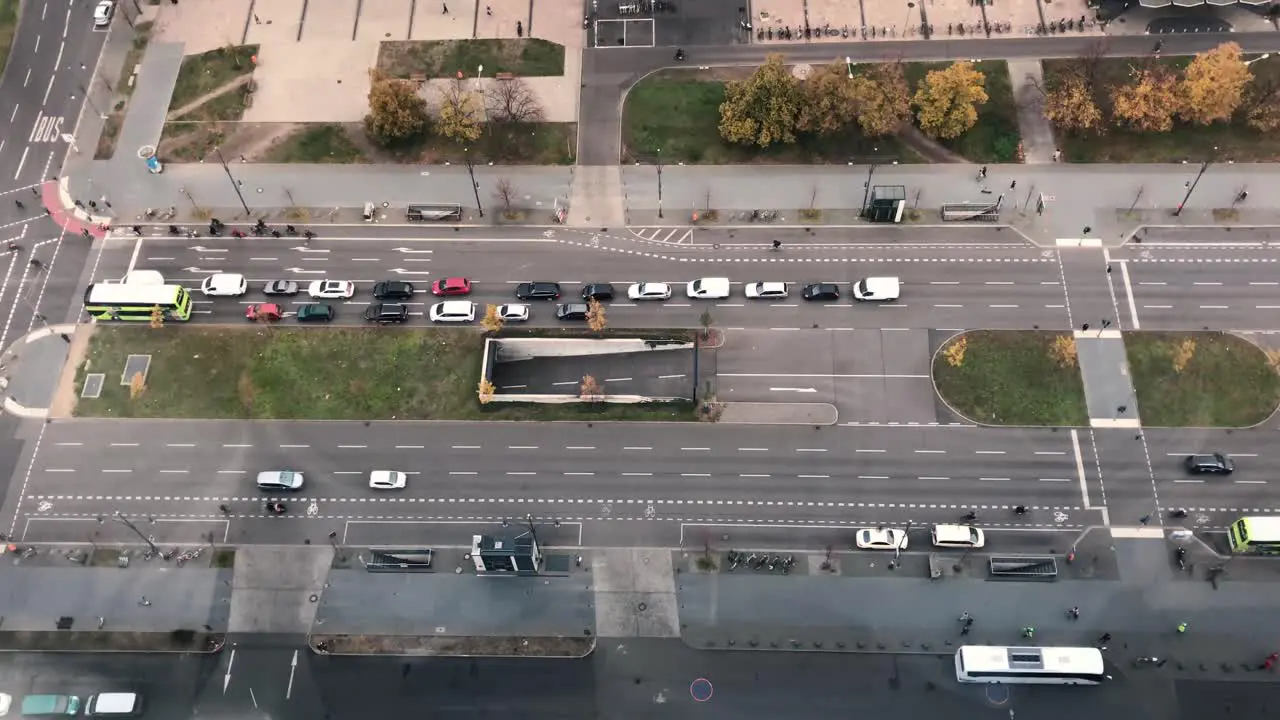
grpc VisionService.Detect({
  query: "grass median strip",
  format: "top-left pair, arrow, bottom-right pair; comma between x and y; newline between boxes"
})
932,330 -> 1088,427
1124,331 -> 1280,427
73,326 -> 693,421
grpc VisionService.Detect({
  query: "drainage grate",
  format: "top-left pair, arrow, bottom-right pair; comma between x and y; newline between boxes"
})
120,354 -> 152,386
81,373 -> 105,399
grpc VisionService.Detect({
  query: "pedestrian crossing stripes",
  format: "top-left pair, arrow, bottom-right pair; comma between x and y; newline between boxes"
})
28,113 -> 64,143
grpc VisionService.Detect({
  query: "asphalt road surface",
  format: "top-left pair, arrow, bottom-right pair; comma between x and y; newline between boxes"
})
13,419 -> 1275,547
6,636 -> 1252,720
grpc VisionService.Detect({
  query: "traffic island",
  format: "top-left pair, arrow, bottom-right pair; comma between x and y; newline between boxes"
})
70,326 -> 695,421
931,330 -> 1088,426
0,629 -> 223,653
1124,331 -> 1280,427
310,634 -> 594,658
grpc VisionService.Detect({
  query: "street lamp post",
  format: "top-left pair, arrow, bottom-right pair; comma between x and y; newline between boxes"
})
99,511 -> 158,555
860,148 -> 880,217
74,86 -> 105,119
656,147 -> 664,219
1173,148 -> 1216,217
212,146 -> 251,215
1244,53 -> 1272,67
178,186 -> 198,211
463,147 -> 484,218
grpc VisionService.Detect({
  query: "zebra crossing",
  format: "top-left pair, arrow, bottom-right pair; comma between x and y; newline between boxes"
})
29,113 -> 65,143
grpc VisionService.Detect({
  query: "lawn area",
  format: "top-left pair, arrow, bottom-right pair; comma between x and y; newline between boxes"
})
1124,332 -> 1280,427
377,39 -> 564,79
0,0 -> 18,79
622,71 -> 915,164
621,61 -> 1016,164
1044,56 -> 1280,163
377,122 -> 576,165
167,45 -> 259,113
261,124 -> 367,163
73,326 -> 694,421
902,60 -> 1020,162
932,330 -> 1088,426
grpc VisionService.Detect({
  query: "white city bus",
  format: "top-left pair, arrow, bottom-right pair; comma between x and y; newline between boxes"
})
955,645 -> 1109,685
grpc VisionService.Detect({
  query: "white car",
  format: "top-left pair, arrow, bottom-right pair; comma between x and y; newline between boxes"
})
93,1 -> 114,27
855,528 -> 909,551
497,304 -> 530,322
200,273 -> 248,297
686,277 -> 731,299
745,282 -> 788,299
308,280 -> 356,299
430,300 -> 477,323
627,282 -> 672,301
369,470 -> 407,490
931,524 -> 985,549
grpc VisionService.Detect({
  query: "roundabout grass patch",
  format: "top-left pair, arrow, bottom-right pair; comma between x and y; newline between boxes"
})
932,330 -> 1087,426
1124,331 -> 1280,427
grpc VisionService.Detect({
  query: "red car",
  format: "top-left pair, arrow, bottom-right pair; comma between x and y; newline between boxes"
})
245,303 -> 283,322
432,277 -> 472,296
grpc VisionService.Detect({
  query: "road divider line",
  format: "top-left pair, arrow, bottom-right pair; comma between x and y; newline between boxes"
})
565,446 -> 596,450
623,446 -> 652,451
222,444 -> 252,448
855,449 -> 885,453
54,442 -> 81,447
738,448 -> 768,452
280,444 -> 309,449
109,443 -> 139,447
915,450 -> 946,454
1038,478 -> 1072,483
918,476 -> 950,481
451,445 -> 481,449
1071,429 -> 1091,509
1118,261 -> 1140,330
978,477 -> 1011,482
395,445 -> 425,449
448,472 -> 477,475
796,448 -> 827,453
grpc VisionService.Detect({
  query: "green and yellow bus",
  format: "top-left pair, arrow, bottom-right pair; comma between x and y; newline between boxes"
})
1228,516 -> 1280,554
82,282 -> 193,322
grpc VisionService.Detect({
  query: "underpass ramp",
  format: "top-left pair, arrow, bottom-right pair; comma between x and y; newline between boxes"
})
228,546 -> 334,633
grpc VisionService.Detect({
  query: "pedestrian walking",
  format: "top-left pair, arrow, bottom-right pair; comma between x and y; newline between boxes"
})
442,2 -> 448,12
1053,149 -> 1062,162
14,200 -> 24,210
1067,606 -> 1080,619
1176,622 -> 1188,634
218,504 -> 230,515
138,596 -> 151,607
1117,405 -> 1127,414
959,611 -> 972,622
1098,632 -> 1112,645
978,165 -> 988,179
1141,514 -> 1152,526
81,229 -> 91,239
59,333 -> 70,343
1009,180 -> 1017,189
960,624 -> 971,636
96,616 -> 105,629
1022,626 -> 1035,639
516,20 -> 523,36
1263,652 -> 1278,670
486,4 -> 492,14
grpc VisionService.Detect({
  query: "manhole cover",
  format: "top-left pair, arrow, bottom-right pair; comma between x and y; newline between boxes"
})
81,373 -> 105,398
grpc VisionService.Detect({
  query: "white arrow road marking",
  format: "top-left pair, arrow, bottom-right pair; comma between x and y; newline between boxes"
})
769,387 -> 818,393
182,267 -> 220,274
292,246 -> 329,253
285,267 -> 326,274
223,648 -> 235,694
286,650 -> 298,700
394,247 -> 434,254
389,269 -> 433,275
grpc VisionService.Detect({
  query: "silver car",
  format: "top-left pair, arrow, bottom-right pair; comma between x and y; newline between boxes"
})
256,470 -> 304,490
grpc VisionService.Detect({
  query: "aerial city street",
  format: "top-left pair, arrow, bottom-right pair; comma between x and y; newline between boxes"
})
0,0 -> 1279,717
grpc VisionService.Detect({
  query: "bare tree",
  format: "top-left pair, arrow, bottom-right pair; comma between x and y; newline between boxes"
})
485,77 -> 545,124
493,178 -> 517,212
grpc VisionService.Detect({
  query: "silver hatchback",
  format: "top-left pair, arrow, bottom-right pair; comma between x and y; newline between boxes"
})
256,470 -> 304,490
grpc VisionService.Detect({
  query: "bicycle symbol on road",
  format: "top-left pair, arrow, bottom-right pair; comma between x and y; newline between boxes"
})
645,504 -> 656,518
1196,514 -> 1210,526
37,501 -> 52,512
601,502 -> 612,515
307,500 -> 318,516
1053,511 -> 1069,524
542,229 -> 556,238
590,234 -> 601,247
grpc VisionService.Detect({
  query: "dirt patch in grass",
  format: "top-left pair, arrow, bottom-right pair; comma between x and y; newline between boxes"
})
314,634 -> 594,657
0,630 -> 222,652
622,62 -> 1015,164
1125,331 -> 1280,427
260,123 -> 367,163
1045,56 -> 1280,163
73,326 -> 694,421
933,330 -> 1088,426
377,39 -> 564,79
168,45 -> 259,112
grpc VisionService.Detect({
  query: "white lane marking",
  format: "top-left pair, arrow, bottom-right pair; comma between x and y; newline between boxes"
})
1035,451 -> 1066,455
918,476 -> 950,480
44,469 -> 74,473
1119,261 -> 1140,329
166,443 -> 195,448
605,377 -> 633,382
795,448 -> 827,453
855,449 -> 885,453
395,445 -> 425,449
159,470 -> 188,474
797,474 -> 830,478
280,444 -> 309,449
222,444 -> 252,448
934,304 -> 963,308
563,472 -> 595,476
1039,478 -> 1072,483
974,450 -> 1006,455
508,446 -> 539,450
738,448 -> 769,452
1192,282 -> 1222,286
1071,429 -> 1091,509
682,473 -> 711,477
658,374 -> 686,379
739,474 -> 771,478
979,477 -> 1011,482
915,450 -> 946,454
622,472 -> 653,476
681,447 -> 710,451
102,469 -> 131,474
858,475 -> 890,479
623,446 -> 652,451
452,445 -> 481,449
565,446 -> 596,450
217,470 -> 246,474
337,445 -> 367,449
448,471 -> 478,476
110,443 -> 139,447
506,472 -> 536,476
54,442 -> 82,446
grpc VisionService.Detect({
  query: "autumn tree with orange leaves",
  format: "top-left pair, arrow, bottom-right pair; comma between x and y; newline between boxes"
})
1110,65 -> 1180,132
1043,69 -> 1103,134
1178,42 -> 1252,125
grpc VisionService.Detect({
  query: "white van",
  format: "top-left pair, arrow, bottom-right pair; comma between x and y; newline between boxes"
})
852,276 -> 900,302
85,693 -> 142,717
931,524 -> 985,548
686,277 -> 730,299
122,270 -> 164,286
200,273 -> 248,297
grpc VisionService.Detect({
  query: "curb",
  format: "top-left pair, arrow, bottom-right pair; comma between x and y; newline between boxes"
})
0,633 -> 224,655
307,635 -> 596,659
0,323 -> 81,419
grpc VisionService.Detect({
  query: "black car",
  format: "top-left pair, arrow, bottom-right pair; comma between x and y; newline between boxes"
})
296,304 -> 335,323
556,303 -> 589,321
581,283 -> 615,301
1184,453 -> 1234,475
802,283 -> 840,301
373,280 -> 415,300
515,282 -> 561,300
364,303 -> 409,324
